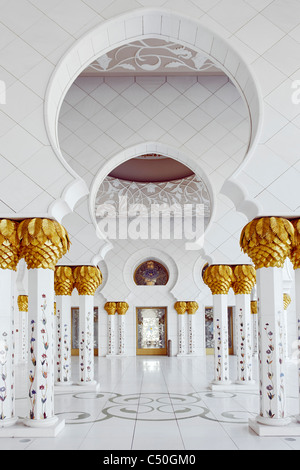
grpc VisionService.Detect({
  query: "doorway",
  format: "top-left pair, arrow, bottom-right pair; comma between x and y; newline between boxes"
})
205,306 -> 234,356
71,306 -> 99,356
136,307 -> 168,356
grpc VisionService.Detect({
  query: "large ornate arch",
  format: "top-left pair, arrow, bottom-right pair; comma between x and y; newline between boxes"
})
45,8 -> 263,224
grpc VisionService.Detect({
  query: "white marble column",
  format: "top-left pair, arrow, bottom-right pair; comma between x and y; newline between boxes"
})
18,295 -> 28,364
74,266 -> 102,387
17,217 -> 71,431
105,303 -> 117,356
283,293 -> 291,359
240,216 -> 295,432
295,270 -> 300,422
174,302 -> 187,356
55,295 -> 72,385
117,302 -> 129,356
0,269 -> 17,427
232,265 -> 256,386
251,301 -> 258,357
54,266 -> 74,387
203,265 -> 234,388
187,302 -> 199,355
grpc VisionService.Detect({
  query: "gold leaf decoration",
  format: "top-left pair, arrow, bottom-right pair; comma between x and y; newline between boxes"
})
104,302 -> 117,315
17,295 -> 28,312
73,266 -> 102,296
0,219 -> 20,271
54,266 -> 75,296
186,301 -> 199,315
289,219 -> 300,269
17,218 -> 71,270
283,293 -> 291,311
174,302 -> 187,315
251,301 -> 258,315
232,264 -> 256,295
203,265 -> 234,295
116,302 -> 129,315
240,217 -> 294,269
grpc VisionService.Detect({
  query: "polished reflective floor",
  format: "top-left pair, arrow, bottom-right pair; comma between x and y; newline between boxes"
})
3,355 -> 300,450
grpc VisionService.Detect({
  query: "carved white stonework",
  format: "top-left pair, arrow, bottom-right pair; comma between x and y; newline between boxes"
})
86,39 -> 220,75
95,175 -> 211,218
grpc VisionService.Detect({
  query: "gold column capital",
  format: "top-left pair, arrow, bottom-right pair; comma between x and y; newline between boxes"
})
116,302 -> 129,315
251,300 -> 258,315
203,265 -> 234,295
54,266 -> 75,296
290,219 -> 300,269
17,295 -> 28,312
104,302 -> 117,315
186,301 -> 199,315
73,265 -> 102,296
240,217 -> 294,269
17,218 -> 70,270
0,219 -> 20,271
232,264 -> 256,295
283,293 -> 291,311
174,301 -> 187,315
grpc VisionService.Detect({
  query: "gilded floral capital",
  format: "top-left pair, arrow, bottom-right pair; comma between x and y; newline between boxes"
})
203,265 -> 234,295
104,302 -> 117,315
54,266 -> 75,296
116,302 -> 129,315
289,219 -> 300,269
0,219 -> 20,271
174,301 -> 187,315
186,301 -> 199,315
17,218 -> 70,270
232,265 -> 256,295
240,217 -> 294,269
18,295 -> 28,312
73,266 -> 102,296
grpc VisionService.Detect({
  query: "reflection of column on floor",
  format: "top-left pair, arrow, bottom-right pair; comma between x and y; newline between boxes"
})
54,266 -> 75,386
232,265 -> 256,385
241,216 -> 294,429
105,302 -> 117,356
203,265 -> 234,387
73,266 -> 102,386
174,302 -> 187,356
186,302 -> 199,355
0,219 -> 20,427
116,302 -> 129,356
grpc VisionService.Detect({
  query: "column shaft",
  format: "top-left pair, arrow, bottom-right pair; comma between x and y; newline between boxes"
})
56,295 -> 72,385
25,268 -> 57,426
79,295 -> 95,384
256,267 -> 290,426
188,314 -> 196,355
0,269 -> 17,427
108,314 -> 116,356
235,293 -> 253,384
177,314 -> 186,356
295,269 -> 300,422
212,294 -> 230,385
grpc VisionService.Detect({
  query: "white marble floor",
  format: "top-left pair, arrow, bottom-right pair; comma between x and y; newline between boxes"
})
3,355 -> 300,450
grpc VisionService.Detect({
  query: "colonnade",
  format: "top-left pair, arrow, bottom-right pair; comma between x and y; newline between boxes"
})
203,216 -> 300,433
104,302 -> 129,356
174,301 -> 199,355
0,218 -> 102,433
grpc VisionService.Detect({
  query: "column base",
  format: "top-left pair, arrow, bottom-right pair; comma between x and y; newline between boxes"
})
210,380 -> 233,391
76,380 -> 100,392
0,417 -> 18,428
249,417 -> 300,437
234,380 -> 257,390
0,417 -> 65,438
